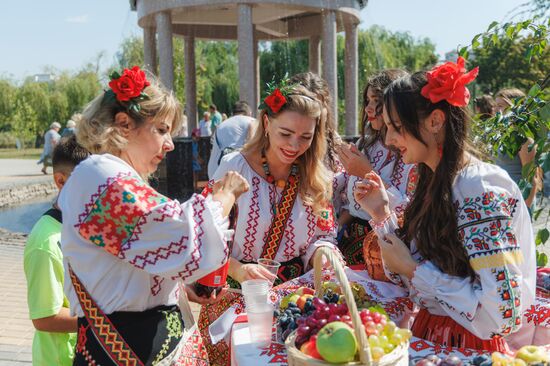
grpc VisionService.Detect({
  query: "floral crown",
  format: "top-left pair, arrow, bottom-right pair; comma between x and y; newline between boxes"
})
104,66 -> 150,113
421,57 -> 479,107
258,77 -> 298,115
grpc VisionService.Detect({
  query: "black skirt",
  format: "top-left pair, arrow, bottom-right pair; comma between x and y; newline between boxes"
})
74,305 -> 183,366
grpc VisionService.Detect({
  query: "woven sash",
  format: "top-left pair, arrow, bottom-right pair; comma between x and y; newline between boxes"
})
261,174 -> 300,260
69,265 -> 144,366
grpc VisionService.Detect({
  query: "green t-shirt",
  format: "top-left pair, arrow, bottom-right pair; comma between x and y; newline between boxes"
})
23,212 -> 76,366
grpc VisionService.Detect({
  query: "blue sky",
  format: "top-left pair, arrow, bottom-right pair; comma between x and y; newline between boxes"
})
1,0 -> 525,81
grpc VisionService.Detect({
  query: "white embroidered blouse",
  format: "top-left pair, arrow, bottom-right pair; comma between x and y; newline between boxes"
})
370,161 -> 537,340
213,152 -> 338,269
334,139 -> 417,220
58,154 -> 232,317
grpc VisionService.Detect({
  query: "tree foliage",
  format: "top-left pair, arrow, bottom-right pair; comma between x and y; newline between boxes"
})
463,13 -> 549,267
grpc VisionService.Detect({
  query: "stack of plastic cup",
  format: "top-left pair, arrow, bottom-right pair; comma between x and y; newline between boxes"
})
241,279 -> 270,308
247,302 -> 274,347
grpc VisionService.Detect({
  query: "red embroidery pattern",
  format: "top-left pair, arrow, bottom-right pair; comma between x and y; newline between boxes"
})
175,327 -> 210,365
78,175 -> 168,257
243,176 -> 260,261
129,235 -> 189,269
150,275 -> 164,296
283,217 -> 296,261
524,303 -> 550,326
494,268 -> 521,335
390,158 -> 405,188
170,195 -> 205,281
316,205 -> 335,232
259,342 -> 288,364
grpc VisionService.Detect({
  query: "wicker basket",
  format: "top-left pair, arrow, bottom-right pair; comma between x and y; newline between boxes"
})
284,246 -> 409,366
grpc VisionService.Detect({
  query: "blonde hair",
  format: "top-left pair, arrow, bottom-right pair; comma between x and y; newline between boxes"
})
243,84 -> 332,215
77,74 -> 182,155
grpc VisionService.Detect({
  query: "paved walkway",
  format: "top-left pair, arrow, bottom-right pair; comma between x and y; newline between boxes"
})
0,159 -> 50,189
0,230 -> 32,365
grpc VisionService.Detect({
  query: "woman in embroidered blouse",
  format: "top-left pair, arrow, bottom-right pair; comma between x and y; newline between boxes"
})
59,67 -> 248,365
199,76 -> 339,365
334,69 -> 417,274
354,60 -> 537,351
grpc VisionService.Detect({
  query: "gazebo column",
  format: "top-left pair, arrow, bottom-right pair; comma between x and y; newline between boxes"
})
322,10 -> 338,128
253,33 -> 260,115
344,21 -> 359,136
309,35 -> 320,75
184,36 -> 197,134
143,26 -> 157,74
155,11 -> 174,90
237,4 -> 255,110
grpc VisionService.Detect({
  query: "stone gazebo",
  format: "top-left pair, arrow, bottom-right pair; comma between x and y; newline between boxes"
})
130,0 -> 365,136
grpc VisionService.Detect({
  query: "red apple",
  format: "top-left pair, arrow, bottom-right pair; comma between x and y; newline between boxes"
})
300,339 -> 323,360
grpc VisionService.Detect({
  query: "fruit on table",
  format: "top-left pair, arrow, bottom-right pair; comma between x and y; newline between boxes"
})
316,321 -> 357,363
295,287 -> 315,296
296,294 -> 314,310
280,294 -> 300,310
300,338 -> 322,360
515,346 -> 550,364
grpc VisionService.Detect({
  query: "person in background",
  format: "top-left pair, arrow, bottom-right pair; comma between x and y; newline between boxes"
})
199,111 -> 212,137
221,113 -> 228,121
192,128 -> 203,190
335,69 -> 416,274
474,94 -> 496,120
24,135 -> 90,366
37,122 -> 61,174
207,100 -> 257,178
494,88 -> 542,210
209,104 -> 223,133
61,120 -> 76,137
355,59 -> 537,351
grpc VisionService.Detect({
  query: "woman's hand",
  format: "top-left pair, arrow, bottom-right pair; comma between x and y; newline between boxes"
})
212,171 -> 249,216
378,233 -> 417,279
184,283 -> 229,305
336,143 -> 372,177
353,171 -> 390,222
228,258 -> 276,284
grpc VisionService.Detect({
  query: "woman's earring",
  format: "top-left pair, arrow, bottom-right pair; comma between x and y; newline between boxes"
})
437,143 -> 443,158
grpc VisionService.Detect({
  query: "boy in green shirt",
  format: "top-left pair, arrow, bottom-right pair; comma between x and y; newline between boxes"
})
24,136 -> 90,366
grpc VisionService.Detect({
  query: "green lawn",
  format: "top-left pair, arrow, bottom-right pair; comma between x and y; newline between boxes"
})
0,148 -> 42,159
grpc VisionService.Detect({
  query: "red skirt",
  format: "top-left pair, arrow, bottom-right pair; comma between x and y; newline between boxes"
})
411,309 -> 509,353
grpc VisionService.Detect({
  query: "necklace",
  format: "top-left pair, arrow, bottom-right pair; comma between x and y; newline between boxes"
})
261,150 -> 298,215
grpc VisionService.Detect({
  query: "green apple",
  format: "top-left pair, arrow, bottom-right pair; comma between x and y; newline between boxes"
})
316,321 -> 357,363
515,345 -> 550,364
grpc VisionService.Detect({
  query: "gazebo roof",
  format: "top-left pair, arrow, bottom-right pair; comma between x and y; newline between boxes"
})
130,0 -> 365,40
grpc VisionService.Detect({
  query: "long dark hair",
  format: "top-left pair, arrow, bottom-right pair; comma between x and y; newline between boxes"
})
358,69 -> 408,153
383,72 -> 476,280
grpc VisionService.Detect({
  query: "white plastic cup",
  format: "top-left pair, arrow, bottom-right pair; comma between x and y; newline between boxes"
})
258,258 -> 281,286
247,302 -> 274,348
241,279 -> 269,308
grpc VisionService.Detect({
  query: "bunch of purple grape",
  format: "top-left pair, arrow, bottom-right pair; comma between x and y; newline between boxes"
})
278,302 -> 303,341
415,354 -> 463,366
294,297 -> 351,348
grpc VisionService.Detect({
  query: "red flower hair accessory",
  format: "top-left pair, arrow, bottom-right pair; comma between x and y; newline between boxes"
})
258,77 -> 297,115
421,57 -> 479,107
264,88 -> 287,114
105,66 -> 150,113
